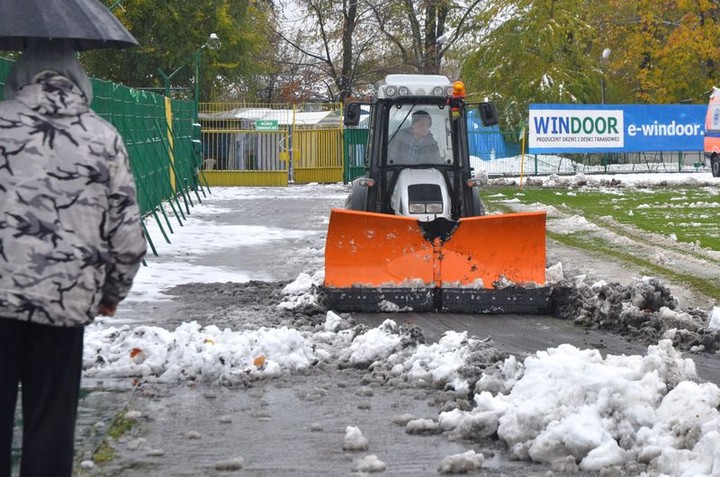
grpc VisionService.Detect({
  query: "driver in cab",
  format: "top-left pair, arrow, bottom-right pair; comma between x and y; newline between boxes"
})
388,110 -> 441,164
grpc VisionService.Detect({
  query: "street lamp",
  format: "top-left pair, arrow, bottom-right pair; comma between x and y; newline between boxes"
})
435,33 -> 448,73
601,48 -> 611,104
194,33 -> 221,120
434,28 -> 454,74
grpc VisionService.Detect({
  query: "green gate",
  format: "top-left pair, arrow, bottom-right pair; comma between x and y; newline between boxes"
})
343,128 -> 368,183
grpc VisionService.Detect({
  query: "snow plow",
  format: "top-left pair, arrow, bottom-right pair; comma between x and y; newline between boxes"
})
323,74 -> 550,313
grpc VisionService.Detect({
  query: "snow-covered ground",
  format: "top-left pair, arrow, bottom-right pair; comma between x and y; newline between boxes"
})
83,172 -> 720,476
471,153 -> 710,178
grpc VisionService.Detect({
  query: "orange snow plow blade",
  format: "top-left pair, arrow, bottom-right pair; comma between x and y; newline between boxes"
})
323,209 -> 550,313
439,212 -> 546,286
324,209 -> 435,288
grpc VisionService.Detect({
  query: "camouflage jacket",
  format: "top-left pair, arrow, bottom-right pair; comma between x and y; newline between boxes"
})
0,72 -> 146,327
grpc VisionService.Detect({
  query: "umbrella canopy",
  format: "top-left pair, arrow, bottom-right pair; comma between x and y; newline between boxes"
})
0,0 -> 138,51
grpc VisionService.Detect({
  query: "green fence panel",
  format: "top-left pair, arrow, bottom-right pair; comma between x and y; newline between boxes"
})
0,56 -> 12,100
170,99 -> 206,201
343,128 -> 368,183
92,78 -> 171,217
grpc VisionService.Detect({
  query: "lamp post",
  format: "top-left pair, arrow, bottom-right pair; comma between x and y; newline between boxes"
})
435,33 -> 448,74
155,34 -> 220,176
600,48 -> 612,171
157,33 -> 221,114
434,28 -> 454,74
193,33 -> 221,121
601,47 -> 611,104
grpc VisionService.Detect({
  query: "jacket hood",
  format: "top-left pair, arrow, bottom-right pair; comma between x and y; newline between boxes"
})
11,72 -> 91,116
3,38 -> 93,104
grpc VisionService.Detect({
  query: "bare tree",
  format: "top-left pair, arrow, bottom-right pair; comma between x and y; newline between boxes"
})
366,0 -> 486,75
274,0 -> 383,101
274,0 -> 486,102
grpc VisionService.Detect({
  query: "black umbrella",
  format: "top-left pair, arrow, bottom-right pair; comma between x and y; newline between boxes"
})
0,0 -> 138,51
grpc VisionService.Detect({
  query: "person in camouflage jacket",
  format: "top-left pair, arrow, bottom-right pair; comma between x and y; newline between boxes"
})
0,40 -> 146,477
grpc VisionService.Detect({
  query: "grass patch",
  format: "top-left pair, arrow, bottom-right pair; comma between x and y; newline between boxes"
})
106,413 -> 136,440
91,440 -> 116,464
482,186 -> 720,252
547,231 -> 720,299
481,185 -> 720,300
88,412 -> 138,465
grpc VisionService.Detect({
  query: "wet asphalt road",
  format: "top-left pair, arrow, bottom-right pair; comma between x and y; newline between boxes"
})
10,184 -> 718,476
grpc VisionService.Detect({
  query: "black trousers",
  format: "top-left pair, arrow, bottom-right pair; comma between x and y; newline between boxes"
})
0,319 -> 84,477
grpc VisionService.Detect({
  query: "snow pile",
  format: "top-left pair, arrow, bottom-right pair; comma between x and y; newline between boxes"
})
556,277 -> 719,352
277,271 -> 324,312
549,214 -> 599,234
337,319 -> 406,367
84,321 -> 319,384
708,307 -> 720,331
342,426 -> 369,451
351,454 -> 386,473
492,171 -> 719,189
379,330 -> 497,396
437,450 -> 484,474
438,339 -> 720,476
83,308 -> 720,474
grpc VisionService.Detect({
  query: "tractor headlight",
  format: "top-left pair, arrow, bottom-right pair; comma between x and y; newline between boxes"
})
426,202 -> 443,214
408,202 -> 443,214
384,85 -> 397,97
409,203 -> 426,213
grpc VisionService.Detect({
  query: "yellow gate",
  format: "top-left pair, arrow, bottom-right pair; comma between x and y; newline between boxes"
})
198,102 -> 343,186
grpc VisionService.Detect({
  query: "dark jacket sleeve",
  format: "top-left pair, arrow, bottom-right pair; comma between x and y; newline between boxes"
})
101,134 -> 147,305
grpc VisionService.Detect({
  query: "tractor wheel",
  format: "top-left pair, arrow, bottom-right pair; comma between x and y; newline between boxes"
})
345,180 -> 368,210
472,187 -> 486,216
712,155 -> 720,178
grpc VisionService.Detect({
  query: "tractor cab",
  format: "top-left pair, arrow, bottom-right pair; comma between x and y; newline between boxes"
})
345,74 -> 494,221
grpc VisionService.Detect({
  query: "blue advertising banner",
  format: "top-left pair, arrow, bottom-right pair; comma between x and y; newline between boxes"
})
528,104 -> 705,153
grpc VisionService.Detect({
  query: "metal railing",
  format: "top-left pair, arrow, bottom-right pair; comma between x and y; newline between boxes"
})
198,102 -> 343,185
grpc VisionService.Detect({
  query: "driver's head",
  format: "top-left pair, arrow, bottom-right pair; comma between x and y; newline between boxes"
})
411,110 -> 432,135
